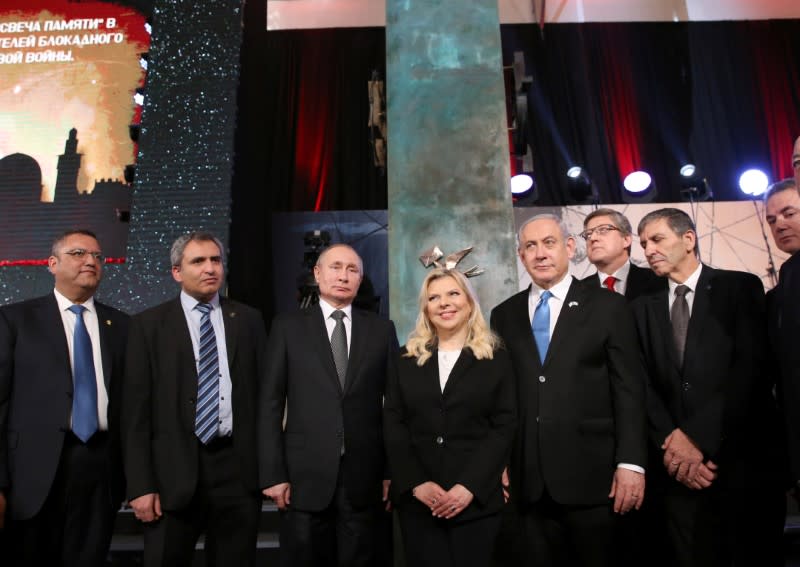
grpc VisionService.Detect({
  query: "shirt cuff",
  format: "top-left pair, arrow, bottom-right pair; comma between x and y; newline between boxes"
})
617,463 -> 645,474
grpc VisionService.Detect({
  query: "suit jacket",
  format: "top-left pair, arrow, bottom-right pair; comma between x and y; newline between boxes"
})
581,262 -> 666,302
0,293 -> 129,520
121,296 -> 266,509
490,277 -> 647,507
768,255 -> 800,482
383,347 -> 516,522
259,304 -> 398,512
632,266 -> 780,475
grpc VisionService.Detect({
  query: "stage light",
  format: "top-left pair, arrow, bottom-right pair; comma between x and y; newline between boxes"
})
623,171 -> 652,193
739,169 -> 769,196
139,53 -> 149,71
567,166 -> 583,179
679,165 -> 713,201
511,174 -> 538,206
566,166 -> 595,203
622,171 -> 656,203
511,174 -> 534,194
144,21 -> 152,35
133,88 -> 145,106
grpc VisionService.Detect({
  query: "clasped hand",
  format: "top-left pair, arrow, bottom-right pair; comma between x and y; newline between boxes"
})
662,428 -> 717,489
413,481 -> 473,520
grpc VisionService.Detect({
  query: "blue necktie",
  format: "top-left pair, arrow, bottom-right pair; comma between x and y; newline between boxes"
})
531,290 -> 552,365
68,305 -> 98,442
195,303 -> 220,444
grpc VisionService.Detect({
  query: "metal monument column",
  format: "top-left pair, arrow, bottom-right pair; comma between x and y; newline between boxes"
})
387,0 -> 519,339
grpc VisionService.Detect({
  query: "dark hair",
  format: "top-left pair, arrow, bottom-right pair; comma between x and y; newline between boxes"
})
50,229 -> 99,256
170,232 -> 225,267
637,208 -> 699,255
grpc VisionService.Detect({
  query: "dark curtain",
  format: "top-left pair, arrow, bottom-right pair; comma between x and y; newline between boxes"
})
502,21 -> 800,205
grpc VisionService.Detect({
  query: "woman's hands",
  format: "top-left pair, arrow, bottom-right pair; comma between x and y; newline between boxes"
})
413,481 -> 474,519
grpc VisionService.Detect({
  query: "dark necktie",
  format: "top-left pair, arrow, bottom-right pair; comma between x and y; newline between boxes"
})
603,276 -> 617,292
671,285 -> 690,365
68,305 -> 98,442
531,291 -> 552,365
330,310 -> 348,388
195,303 -> 219,444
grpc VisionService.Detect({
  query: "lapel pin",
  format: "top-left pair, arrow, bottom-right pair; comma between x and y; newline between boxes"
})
105,319 -> 112,325
229,311 -> 237,318
568,301 -> 579,308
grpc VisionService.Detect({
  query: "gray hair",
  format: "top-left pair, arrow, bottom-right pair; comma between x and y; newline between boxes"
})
637,208 -> 698,255
584,208 -> 632,235
517,213 -> 573,249
170,232 -> 225,267
763,177 -> 798,204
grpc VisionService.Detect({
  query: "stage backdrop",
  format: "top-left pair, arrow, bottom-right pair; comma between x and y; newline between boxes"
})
0,0 -> 150,263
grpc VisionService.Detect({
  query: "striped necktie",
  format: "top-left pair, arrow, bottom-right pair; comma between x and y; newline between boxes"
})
195,302 -> 219,444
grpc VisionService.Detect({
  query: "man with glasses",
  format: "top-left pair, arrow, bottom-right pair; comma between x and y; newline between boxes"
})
0,229 -> 129,566
580,208 -> 664,302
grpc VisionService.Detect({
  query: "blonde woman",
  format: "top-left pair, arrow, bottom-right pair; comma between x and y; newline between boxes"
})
384,268 -> 516,567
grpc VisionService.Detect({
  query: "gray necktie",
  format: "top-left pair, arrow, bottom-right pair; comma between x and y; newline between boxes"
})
330,310 -> 348,388
671,285 -> 690,365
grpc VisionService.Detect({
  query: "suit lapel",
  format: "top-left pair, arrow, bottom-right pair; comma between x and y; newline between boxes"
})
307,304 -> 342,392
507,288 -> 544,369
165,299 -> 196,397
682,266 -> 712,372
344,309 -> 367,395
220,298 -> 239,377
646,288 -> 679,370
40,294 -> 72,381
95,302 -> 113,390
441,348 -> 475,398
545,278 -> 585,367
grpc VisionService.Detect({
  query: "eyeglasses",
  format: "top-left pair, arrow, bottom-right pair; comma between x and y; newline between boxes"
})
62,249 -> 105,262
579,224 -> 620,240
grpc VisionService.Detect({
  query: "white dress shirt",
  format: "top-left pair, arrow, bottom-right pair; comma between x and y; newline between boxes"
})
597,260 -> 632,296
54,289 -> 108,431
668,263 -> 703,315
180,291 -> 233,436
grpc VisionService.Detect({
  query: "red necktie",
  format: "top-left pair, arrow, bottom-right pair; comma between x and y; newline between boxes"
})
603,276 -> 617,292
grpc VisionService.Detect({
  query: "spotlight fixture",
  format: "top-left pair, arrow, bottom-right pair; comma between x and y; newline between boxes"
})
511,174 -> 538,206
566,166 -> 595,203
679,164 -> 713,201
739,169 -> 769,196
622,171 -> 656,203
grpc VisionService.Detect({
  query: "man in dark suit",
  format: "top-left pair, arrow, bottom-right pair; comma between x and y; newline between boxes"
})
259,243 -> 398,566
765,176 -> 800,495
121,232 -> 266,566
634,208 -> 784,567
580,208 -> 664,301
0,229 -> 129,566
491,214 -> 647,567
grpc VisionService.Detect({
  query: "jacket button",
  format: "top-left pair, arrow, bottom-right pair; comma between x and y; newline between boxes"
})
682,382 -> 691,391
435,436 -> 444,445
538,375 -> 546,383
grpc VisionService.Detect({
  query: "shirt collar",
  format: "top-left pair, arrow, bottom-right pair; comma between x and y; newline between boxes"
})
529,273 -> 573,302
598,260 -> 631,283
319,298 -> 353,320
54,288 -> 96,313
668,263 -> 703,295
180,290 -> 221,312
